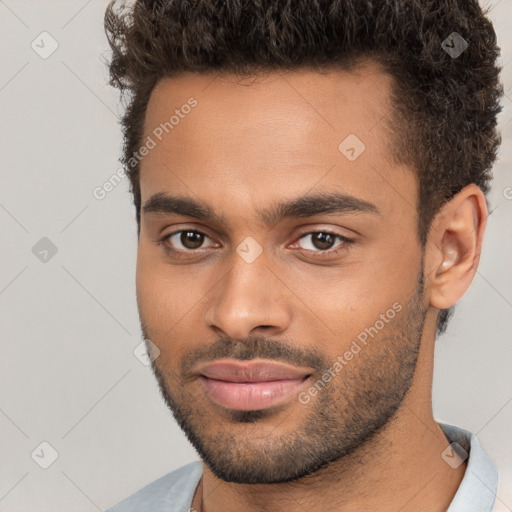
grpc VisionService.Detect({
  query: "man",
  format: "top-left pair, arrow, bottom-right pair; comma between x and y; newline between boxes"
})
104,0 -> 503,510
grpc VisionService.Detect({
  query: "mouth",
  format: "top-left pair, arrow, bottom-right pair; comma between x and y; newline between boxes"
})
194,359 -> 313,411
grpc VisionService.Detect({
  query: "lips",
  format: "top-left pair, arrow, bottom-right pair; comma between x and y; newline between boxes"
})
194,359 -> 312,411
196,360 -> 312,382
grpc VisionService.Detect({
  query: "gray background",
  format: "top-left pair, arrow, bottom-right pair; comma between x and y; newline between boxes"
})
0,1 -> 511,511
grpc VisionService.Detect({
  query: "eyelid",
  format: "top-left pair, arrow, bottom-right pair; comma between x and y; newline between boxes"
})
294,226 -> 354,240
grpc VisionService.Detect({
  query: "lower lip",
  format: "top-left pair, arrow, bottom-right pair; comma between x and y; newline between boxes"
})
199,376 -> 309,410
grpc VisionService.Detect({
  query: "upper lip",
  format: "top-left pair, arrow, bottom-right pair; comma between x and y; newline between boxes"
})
195,359 -> 312,383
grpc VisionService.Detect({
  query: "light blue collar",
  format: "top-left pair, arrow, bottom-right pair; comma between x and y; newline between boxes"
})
441,423 -> 498,512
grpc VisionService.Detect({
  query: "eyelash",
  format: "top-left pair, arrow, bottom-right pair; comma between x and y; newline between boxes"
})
157,229 -> 354,259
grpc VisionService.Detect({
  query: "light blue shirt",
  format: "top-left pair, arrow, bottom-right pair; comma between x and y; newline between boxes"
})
106,423 -> 498,512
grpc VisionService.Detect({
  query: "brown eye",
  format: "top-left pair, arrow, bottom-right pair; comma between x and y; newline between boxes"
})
311,232 -> 335,250
162,230 -> 213,252
179,231 -> 205,249
298,231 -> 348,252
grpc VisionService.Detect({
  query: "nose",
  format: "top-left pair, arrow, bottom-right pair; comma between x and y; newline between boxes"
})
204,250 -> 291,340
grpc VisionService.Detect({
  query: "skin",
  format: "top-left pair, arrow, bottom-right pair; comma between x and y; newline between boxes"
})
135,60 -> 487,511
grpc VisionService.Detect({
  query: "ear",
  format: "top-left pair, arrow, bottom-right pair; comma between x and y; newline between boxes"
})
425,184 -> 488,310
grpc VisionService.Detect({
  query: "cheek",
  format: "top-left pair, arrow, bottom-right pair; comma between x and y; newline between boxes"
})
136,246 -> 183,334
135,253 -> 194,369
296,245 -> 420,352
135,244 -> 213,342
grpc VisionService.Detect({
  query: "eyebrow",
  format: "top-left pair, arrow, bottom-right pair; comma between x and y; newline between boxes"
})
142,191 -> 380,226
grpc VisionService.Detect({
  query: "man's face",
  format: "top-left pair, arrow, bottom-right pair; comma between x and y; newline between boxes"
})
136,62 -> 429,483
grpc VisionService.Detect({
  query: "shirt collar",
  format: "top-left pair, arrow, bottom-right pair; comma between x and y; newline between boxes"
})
440,422 -> 498,512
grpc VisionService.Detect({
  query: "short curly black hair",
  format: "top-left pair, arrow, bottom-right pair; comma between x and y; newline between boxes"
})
104,0 -> 503,336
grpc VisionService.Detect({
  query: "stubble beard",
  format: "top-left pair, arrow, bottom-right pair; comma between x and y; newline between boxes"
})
141,268 -> 427,484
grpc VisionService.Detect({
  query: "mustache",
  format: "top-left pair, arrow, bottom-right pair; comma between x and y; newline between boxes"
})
179,336 -> 329,379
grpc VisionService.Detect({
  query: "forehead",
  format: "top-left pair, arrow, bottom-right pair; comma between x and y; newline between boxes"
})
140,62 -> 417,223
